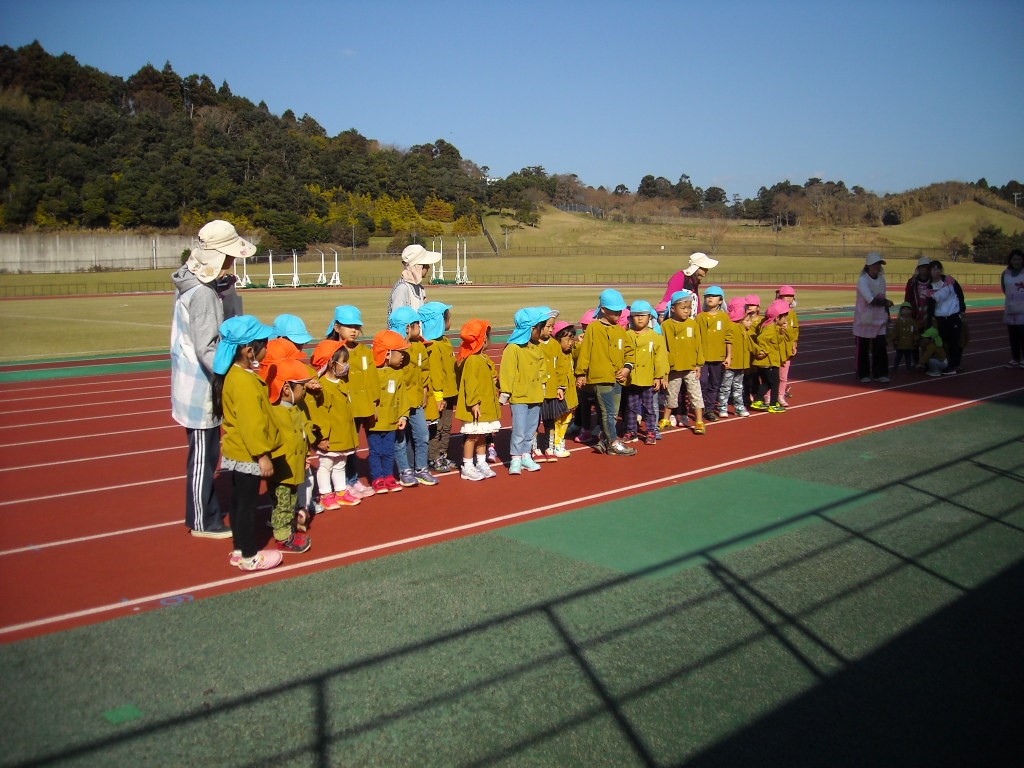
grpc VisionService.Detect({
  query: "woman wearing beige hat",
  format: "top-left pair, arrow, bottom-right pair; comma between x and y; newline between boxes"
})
387,243 -> 442,315
170,220 -> 255,538
853,252 -> 894,383
659,251 -> 718,316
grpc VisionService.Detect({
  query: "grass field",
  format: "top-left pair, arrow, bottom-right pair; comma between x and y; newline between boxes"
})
0,282 -> 1007,363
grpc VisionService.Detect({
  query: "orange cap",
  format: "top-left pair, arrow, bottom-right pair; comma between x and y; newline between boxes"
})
372,330 -> 410,367
266,357 -> 313,403
457,319 -> 491,363
310,339 -> 346,374
257,337 -> 307,381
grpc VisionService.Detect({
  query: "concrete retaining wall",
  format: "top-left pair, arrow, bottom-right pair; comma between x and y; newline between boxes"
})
0,233 -> 196,273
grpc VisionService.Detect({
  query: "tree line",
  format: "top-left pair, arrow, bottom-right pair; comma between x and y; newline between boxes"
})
1,41 -> 1021,261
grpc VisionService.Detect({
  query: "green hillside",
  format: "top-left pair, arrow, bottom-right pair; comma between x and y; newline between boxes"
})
881,201 -> 1024,247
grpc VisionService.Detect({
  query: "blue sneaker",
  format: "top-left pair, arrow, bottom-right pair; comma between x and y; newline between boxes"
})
520,454 -> 542,472
414,468 -> 439,486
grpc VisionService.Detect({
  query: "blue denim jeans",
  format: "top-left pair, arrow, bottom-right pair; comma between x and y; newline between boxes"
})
592,383 -> 622,442
509,403 -> 541,456
395,407 -> 429,472
368,430 -> 396,481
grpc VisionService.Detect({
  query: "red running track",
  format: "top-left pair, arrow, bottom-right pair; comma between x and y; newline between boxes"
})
1,308 -> 1021,643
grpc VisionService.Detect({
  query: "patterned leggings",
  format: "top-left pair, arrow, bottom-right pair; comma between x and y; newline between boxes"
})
717,369 -> 745,412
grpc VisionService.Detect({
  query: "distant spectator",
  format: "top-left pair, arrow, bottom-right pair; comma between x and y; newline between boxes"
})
660,252 -> 718,317
170,220 -> 253,538
387,244 -> 442,315
1002,249 -> 1024,367
853,252 -> 893,383
925,260 -> 966,374
903,256 -> 933,330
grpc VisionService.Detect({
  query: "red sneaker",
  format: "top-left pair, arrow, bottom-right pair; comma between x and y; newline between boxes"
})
371,478 -> 389,494
383,475 -> 403,493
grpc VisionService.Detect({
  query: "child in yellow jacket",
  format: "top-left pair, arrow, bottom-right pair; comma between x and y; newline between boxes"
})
776,286 -> 800,405
389,306 -> 438,488
548,320 -> 579,457
697,286 -> 728,422
661,290 -> 706,434
369,330 -> 412,493
266,357 -> 318,554
420,302 -> 459,473
309,340 -> 362,511
575,289 -> 638,455
213,315 -> 283,572
891,301 -> 919,374
499,306 -> 550,474
455,319 -> 501,481
625,300 -> 668,445
325,305 -> 379,499
751,300 -> 791,413
718,298 -> 752,418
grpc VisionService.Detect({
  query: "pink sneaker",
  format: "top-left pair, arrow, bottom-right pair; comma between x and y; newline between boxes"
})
237,549 -> 283,571
348,480 -> 375,498
337,490 -> 361,506
320,492 -> 342,511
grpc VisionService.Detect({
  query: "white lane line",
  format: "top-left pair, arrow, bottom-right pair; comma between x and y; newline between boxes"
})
3,385 -> 1021,637
0,474 -> 183,507
0,409 -> 168,430
0,424 -> 178,449
0,445 -> 180,473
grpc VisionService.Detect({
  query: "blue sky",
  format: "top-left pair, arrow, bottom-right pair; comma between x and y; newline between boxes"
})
2,0 -> 1022,200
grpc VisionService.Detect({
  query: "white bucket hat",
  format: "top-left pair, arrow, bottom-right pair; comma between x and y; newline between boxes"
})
186,220 -> 256,283
401,244 -> 442,267
683,251 -> 718,276
865,252 -> 886,267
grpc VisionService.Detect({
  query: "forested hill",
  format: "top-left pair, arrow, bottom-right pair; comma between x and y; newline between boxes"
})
1,41 -> 1022,254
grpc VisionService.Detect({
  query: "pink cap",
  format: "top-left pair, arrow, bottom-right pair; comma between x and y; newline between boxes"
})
778,285 -> 795,296
765,299 -> 790,323
579,308 -> 596,326
744,294 -> 761,307
552,320 -> 574,337
727,297 -> 746,322
617,308 -> 631,328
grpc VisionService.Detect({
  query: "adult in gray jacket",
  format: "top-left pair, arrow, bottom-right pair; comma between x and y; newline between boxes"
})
170,220 -> 254,538
386,244 -> 442,315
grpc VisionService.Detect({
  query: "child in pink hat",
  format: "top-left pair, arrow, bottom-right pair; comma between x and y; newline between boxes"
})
750,300 -> 792,413
775,286 -> 799,406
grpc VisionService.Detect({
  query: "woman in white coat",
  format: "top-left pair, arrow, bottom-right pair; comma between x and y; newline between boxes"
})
853,252 -> 893,383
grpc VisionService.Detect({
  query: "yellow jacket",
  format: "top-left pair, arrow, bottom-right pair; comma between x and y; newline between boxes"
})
725,320 -> 752,371
455,354 -> 501,422
697,310 -> 728,362
269,402 -> 315,484
372,364 -> 410,432
428,336 -> 458,400
576,320 -> 636,384
499,342 -> 545,404
628,327 -> 669,386
221,365 -> 280,463
344,342 -> 380,418
752,322 -> 789,368
662,318 -> 704,371
319,377 -> 359,452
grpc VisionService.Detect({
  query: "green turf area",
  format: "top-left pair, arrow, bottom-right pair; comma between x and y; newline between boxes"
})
2,395 -> 1021,766
500,470 -> 875,579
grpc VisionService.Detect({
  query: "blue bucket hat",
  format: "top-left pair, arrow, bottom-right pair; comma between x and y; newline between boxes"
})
388,306 -> 421,335
213,315 -> 277,375
703,285 -> 725,299
670,289 -> 694,306
418,302 -> 453,341
273,314 -> 313,345
595,289 -> 627,316
507,307 -> 551,345
325,305 -> 363,337
630,299 -> 662,335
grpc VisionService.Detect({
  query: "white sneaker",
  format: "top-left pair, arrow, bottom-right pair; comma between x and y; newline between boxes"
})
476,461 -> 497,479
717,409 -> 729,418
875,376 -> 890,383
460,464 -> 486,482
669,415 -> 678,427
